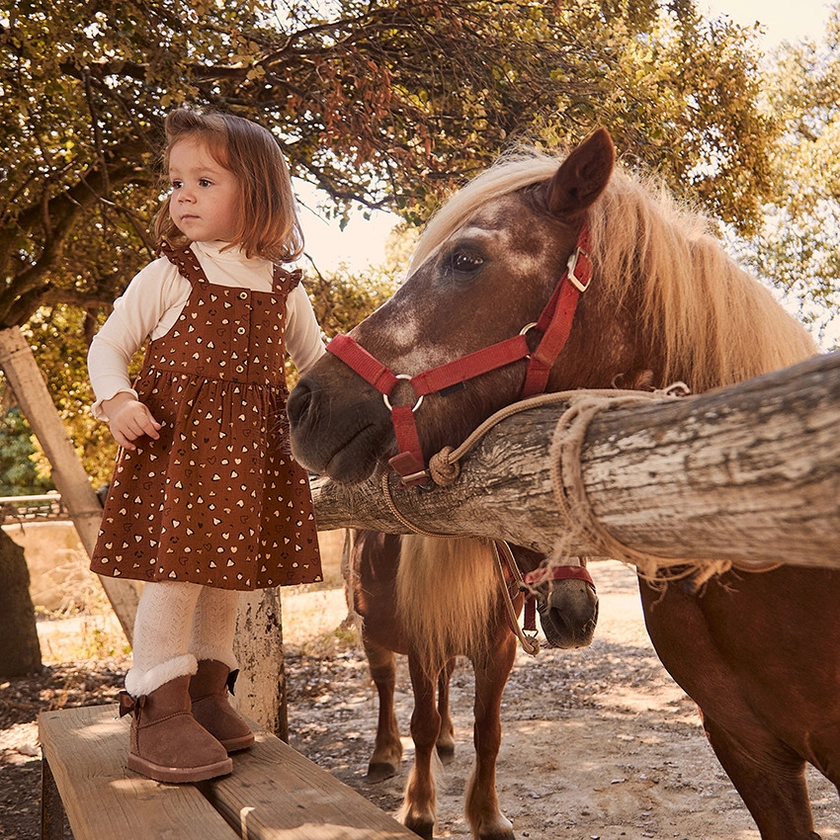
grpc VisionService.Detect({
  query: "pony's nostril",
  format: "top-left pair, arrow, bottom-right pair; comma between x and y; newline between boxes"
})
287,382 -> 312,428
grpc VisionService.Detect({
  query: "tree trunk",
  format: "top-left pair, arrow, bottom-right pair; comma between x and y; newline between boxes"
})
308,351 -> 840,572
0,526 -> 41,676
0,326 -> 285,731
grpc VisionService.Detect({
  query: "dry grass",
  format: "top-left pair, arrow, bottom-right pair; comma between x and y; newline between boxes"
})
279,584 -> 358,656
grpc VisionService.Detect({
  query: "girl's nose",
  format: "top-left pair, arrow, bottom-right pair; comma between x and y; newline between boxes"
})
178,188 -> 196,203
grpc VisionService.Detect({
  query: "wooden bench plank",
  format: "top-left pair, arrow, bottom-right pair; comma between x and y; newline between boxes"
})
39,705 -> 236,839
200,726 -> 417,839
40,704 -> 415,840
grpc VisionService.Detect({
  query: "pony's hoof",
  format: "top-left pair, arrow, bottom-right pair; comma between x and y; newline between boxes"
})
404,817 -> 434,840
366,761 -> 398,783
435,743 -> 455,765
479,830 -> 515,840
476,814 -> 514,840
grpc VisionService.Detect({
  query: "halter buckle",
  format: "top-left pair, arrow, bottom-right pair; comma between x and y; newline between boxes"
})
566,247 -> 592,293
382,374 -> 424,412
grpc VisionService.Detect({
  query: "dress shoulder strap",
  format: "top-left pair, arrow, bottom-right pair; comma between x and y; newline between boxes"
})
272,265 -> 303,295
158,243 -> 208,286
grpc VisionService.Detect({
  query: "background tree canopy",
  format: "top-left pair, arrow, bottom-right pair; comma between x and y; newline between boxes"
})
2,0 -> 778,326
736,8 -> 840,345
0,0 -> 837,487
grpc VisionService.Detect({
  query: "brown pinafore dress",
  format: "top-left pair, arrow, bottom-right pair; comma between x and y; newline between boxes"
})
91,246 -> 322,590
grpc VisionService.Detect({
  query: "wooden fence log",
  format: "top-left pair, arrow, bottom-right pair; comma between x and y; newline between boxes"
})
309,350 -> 840,571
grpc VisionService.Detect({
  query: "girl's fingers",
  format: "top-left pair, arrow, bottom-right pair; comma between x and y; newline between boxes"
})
110,402 -> 161,446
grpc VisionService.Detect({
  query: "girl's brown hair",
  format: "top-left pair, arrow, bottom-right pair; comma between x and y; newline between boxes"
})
154,109 -> 304,263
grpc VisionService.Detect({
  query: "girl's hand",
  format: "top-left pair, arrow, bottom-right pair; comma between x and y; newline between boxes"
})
102,393 -> 162,450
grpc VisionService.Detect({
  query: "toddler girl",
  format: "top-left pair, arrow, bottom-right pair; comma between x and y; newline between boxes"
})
89,109 -> 324,783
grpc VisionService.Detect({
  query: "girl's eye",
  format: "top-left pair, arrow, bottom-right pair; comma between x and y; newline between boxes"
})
448,250 -> 485,273
171,180 -> 183,190
198,178 -> 213,187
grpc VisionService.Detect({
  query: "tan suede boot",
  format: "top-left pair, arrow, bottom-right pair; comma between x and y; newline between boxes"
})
190,659 -> 255,752
120,674 -> 233,783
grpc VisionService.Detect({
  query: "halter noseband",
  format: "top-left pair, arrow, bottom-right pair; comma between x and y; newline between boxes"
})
327,222 -> 593,486
495,541 -> 596,650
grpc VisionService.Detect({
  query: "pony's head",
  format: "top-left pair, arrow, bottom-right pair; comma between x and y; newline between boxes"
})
289,128 -> 816,484
510,546 -> 598,649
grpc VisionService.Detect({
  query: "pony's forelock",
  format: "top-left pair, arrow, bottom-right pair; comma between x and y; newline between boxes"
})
409,149 -> 562,272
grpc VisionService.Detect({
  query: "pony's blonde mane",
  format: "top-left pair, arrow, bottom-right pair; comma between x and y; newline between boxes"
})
411,148 -> 818,392
396,535 -> 499,672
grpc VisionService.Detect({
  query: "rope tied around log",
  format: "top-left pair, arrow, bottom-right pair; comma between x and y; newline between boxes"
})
425,386 -> 688,488
545,385 -> 740,588
382,382 -> 778,588
421,383 -> 741,588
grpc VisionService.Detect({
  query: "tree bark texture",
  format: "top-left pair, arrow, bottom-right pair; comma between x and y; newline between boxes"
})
309,351 -> 840,573
233,588 -> 288,739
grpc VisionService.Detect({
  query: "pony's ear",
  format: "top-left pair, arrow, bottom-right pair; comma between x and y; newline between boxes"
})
545,127 -> 615,219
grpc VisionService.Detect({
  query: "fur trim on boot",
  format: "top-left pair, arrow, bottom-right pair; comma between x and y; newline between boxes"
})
120,674 -> 232,783
190,659 -> 255,752
125,653 -> 197,698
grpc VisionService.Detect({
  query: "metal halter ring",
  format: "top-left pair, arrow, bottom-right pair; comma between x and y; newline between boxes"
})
519,322 -> 539,359
383,374 -> 424,412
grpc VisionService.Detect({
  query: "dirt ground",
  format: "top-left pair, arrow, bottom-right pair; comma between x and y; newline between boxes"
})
281,559 -> 840,839
1,558 -> 838,839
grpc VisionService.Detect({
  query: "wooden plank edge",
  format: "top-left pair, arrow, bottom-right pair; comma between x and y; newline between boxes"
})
38,705 -> 237,839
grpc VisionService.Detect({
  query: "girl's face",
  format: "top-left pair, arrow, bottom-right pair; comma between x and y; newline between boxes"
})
168,137 -> 240,243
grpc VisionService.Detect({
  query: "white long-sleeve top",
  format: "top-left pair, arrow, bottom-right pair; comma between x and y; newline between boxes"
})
88,240 -> 326,420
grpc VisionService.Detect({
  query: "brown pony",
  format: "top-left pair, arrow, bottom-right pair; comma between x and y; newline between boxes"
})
288,128 -> 837,840
347,531 -> 597,840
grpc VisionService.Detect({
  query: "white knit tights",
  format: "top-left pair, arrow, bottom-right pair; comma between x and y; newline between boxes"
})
125,581 -> 240,697
190,585 -> 241,670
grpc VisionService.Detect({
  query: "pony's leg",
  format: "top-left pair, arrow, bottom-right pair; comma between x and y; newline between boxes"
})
638,578 -> 823,840
702,715 -> 820,840
436,657 -> 456,764
363,637 -> 403,782
810,721 -> 840,822
400,653 -> 441,840
464,631 -> 517,840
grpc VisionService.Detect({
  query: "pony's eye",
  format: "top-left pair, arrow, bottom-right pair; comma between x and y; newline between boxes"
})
448,250 -> 485,273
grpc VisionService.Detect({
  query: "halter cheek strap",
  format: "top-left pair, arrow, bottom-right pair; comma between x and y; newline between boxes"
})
327,222 -> 593,485
521,223 -> 593,397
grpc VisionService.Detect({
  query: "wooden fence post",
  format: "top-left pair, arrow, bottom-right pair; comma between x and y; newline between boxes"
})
0,326 -> 141,640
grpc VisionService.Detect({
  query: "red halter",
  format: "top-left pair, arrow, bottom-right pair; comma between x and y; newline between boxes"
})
521,563 -> 596,633
327,222 -> 593,486
495,543 -> 596,635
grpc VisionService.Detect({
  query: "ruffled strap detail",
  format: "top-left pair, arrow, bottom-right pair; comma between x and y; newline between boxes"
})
158,242 -> 208,287
272,266 -> 303,294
